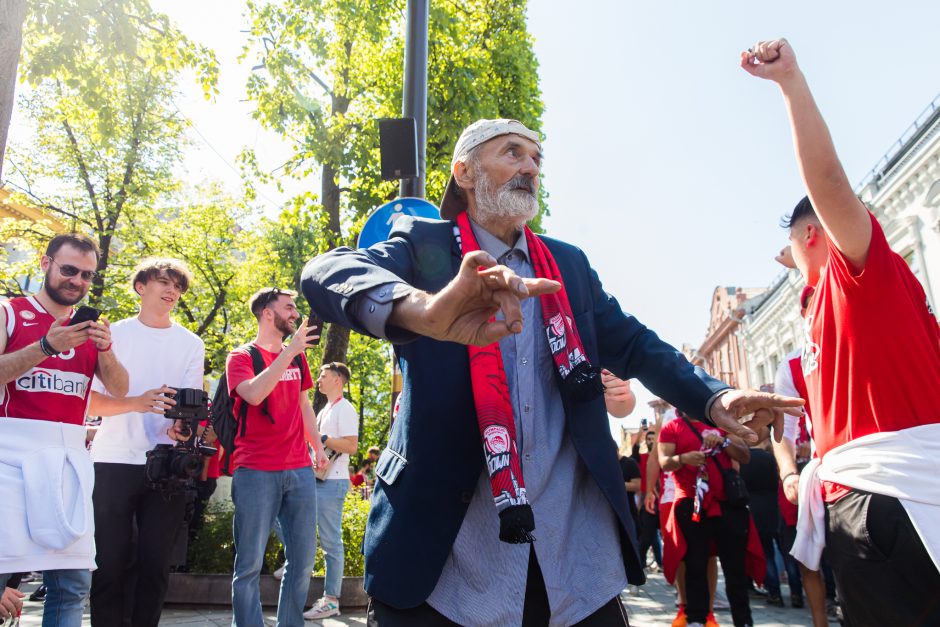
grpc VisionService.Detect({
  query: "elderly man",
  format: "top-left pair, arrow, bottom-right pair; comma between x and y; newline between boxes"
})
301,119 -> 799,626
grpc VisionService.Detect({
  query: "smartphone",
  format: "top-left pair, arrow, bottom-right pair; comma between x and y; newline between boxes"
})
640,418 -> 648,429
306,314 -> 323,345
68,305 -> 101,326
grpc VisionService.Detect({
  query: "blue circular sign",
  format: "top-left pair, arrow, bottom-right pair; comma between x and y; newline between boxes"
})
357,197 -> 441,249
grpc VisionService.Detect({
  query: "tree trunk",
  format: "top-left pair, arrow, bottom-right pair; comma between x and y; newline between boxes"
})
0,0 -> 27,180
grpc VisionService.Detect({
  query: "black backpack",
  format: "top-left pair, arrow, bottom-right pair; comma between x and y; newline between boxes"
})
211,344 -> 303,476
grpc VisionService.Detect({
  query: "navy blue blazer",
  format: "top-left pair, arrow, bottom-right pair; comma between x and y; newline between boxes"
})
300,216 -> 729,608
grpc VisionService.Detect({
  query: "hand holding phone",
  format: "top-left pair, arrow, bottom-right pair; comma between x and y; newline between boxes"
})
68,305 -> 101,326
306,314 -> 323,346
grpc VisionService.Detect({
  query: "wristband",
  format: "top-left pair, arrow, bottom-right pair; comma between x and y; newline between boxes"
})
321,434 -> 328,444
39,335 -> 60,357
782,471 -> 800,482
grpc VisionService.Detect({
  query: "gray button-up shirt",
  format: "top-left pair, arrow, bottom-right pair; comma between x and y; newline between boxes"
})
356,219 -> 627,626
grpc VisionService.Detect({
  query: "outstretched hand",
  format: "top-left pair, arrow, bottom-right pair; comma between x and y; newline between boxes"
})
390,250 -> 561,346
740,38 -> 800,84
710,389 -> 804,445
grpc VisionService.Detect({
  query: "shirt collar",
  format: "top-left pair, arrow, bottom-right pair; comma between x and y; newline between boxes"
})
468,217 -> 530,262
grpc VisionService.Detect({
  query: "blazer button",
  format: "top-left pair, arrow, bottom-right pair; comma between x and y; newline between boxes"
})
460,491 -> 473,503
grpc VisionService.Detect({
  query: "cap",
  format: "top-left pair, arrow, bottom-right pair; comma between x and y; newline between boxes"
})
439,119 -> 541,220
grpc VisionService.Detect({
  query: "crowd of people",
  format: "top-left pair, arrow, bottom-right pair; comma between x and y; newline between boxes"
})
1,36 -> 938,627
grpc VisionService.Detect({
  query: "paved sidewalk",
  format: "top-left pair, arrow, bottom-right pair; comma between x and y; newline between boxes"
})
17,574 -> 831,625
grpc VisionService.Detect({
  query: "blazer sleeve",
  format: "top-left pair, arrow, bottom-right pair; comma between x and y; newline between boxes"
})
580,247 -> 730,421
299,216 -> 440,341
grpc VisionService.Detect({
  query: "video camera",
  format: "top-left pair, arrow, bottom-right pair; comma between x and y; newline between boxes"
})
144,387 -> 217,494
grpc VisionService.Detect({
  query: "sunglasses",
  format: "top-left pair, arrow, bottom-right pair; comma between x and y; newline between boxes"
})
256,288 -> 292,310
48,258 -> 99,282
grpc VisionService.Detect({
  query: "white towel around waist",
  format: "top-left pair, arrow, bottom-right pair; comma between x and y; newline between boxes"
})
792,423 -> 940,572
0,417 -> 96,573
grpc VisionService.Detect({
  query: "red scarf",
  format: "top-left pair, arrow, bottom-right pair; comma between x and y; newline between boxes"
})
455,212 -> 603,543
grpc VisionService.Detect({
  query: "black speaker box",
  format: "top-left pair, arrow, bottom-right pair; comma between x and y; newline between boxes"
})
379,117 -> 418,181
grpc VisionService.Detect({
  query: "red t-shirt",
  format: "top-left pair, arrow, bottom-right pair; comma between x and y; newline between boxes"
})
658,418 -> 728,517
639,452 -> 649,494
225,345 -> 313,472
1,296 -> 99,425
804,213 -> 940,500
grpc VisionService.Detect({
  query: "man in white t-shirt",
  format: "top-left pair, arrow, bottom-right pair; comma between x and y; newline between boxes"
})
304,362 -> 358,620
87,258 -> 204,627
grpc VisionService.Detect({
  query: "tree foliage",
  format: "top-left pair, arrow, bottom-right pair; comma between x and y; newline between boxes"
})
243,0 -> 546,424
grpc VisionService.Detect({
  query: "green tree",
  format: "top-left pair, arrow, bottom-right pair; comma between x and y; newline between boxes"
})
243,0 -> 545,420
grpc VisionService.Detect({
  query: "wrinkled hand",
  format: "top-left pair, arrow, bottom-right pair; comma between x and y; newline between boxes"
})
88,318 -> 113,350
775,245 -> 796,269
288,318 -> 319,356
740,38 -> 800,84
681,451 -> 706,467
0,586 -> 25,620
644,490 -> 658,515
134,385 -> 176,414
602,369 -> 636,418
710,389 -> 804,445
702,432 -> 725,450
44,316 -> 94,352
392,251 -> 561,346
783,473 -> 800,504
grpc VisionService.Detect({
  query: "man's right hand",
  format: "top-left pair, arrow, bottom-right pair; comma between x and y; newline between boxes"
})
644,490 -> 658,515
0,586 -> 25,620
389,251 -> 561,346
287,318 -> 319,356
44,316 -> 94,352
783,473 -> 800,504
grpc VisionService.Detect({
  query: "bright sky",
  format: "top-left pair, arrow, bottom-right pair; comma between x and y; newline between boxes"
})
92,1 -> 940,430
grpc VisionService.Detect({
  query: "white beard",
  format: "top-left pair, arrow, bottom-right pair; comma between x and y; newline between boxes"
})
473,172 -> 539,228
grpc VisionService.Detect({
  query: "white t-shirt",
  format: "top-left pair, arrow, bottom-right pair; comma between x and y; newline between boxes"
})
317,396 -> 359,481
90,317 -> 205,464
774,348 -> 815,452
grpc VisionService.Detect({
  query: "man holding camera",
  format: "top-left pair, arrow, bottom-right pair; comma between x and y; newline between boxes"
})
0,233 -> 128,627
304,361 -> 358,620
227,288 -> 328,627
87,257 -> 204,627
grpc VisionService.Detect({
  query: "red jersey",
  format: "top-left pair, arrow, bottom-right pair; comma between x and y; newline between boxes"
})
639,452 -> 649,494
226,344 -> 313,472
658,418 -> 728,517
1,296 -> 98,425
804,212 -> 940,500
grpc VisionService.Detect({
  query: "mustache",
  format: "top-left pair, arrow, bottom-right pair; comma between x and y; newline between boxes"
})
504,175 -> 535,195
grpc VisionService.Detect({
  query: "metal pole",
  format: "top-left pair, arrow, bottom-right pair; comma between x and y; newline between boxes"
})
399,0 -> 428,199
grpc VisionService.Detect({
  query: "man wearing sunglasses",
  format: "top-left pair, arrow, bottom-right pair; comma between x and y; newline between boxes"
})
0,233 -> 128,627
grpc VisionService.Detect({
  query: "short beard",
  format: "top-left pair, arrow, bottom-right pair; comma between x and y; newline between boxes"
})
473,171 -> 539,229
273,311 -> 296,339
44,272 -> 87,306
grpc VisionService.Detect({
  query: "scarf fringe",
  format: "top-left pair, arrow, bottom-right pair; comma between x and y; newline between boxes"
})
498,505 -> 536,544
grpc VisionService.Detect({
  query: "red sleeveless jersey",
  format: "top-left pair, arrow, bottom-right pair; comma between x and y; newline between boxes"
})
1,296 -> 99,425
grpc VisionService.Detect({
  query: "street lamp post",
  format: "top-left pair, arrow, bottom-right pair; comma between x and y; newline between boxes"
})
399,0 -> 428,199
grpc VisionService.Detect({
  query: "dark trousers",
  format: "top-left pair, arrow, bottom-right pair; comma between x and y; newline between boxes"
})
675,498 -> 752,627
778,524 -> 804,598
825,490 -> 940,627
90,463 -> 186,627
637,508 -> 662,567
368,547 -> 629,626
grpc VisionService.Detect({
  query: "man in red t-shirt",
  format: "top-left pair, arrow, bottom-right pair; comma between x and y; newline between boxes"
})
0,233 -> 128,627
226,288 -> 329,627
744,38 -> 940,626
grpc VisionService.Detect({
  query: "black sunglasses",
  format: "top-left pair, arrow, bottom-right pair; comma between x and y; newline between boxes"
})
48,258 -> 98,282
257,288 -> 292,310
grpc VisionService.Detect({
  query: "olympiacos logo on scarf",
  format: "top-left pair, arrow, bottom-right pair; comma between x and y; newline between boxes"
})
546,313 -> 567,354
483,424 -> 511,474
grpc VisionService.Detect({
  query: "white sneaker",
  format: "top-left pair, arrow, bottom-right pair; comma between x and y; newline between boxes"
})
272,564 -> 286,580
304,597 -> 340,620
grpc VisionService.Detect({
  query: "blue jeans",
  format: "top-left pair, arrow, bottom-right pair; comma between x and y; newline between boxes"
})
43,569 -> 91,627
231,467 -> 318,627
316,479 -> 348,598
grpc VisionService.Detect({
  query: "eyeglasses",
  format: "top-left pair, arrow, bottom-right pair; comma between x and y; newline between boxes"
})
48,258 -> 99,282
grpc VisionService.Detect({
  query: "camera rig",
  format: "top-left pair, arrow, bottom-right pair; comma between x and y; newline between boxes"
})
144,387 -> 217,495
